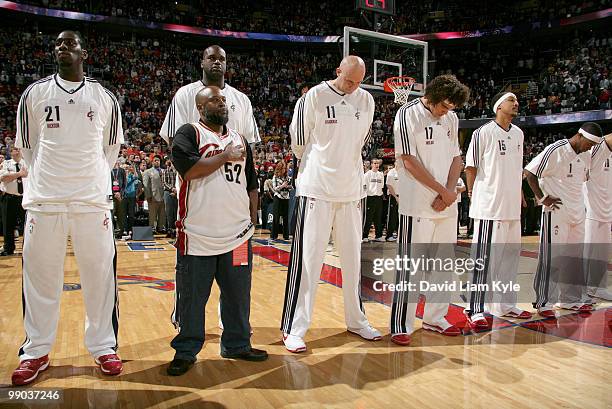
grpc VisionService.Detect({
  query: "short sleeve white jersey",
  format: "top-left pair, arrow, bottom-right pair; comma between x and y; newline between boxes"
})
364,169 -> 384,196
393,98 -> 461,219
585,141 -> 612,222
465,121 -> 524,220
15,74 -> 123,212
525,139 -> 589,225
160,80 -> 260,144
290,81 -> 374,202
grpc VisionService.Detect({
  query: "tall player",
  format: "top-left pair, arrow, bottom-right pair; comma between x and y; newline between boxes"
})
280,56 -> 381,353
464,92 -> 532,331
12,31 -> 123,386
524,123 -> 602,317
390,75 -> 470,346
584,132 -> 612,301
160,45 -> 260,147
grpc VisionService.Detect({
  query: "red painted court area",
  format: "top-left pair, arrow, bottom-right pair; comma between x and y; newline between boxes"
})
253,243 -> 612,348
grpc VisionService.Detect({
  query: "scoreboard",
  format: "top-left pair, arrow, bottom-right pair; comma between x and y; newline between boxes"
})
355,0 -> 395,16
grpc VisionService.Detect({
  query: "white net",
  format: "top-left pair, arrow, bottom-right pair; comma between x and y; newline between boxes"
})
386,76 -> 416,105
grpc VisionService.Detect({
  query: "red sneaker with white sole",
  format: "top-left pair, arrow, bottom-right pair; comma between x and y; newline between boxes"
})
422,322 -> 461,336
538,308 -> 556,318
95,354 -> 123,376
503,309 -> 533,319
390,334 -> 412,346
12,355 -> 50,386
467,314 -> 491,331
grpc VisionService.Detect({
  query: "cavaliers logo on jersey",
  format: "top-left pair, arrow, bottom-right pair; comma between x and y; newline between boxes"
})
103,214 -> 110,230
87,107 -> 95,122
200,143 -> 223,158
28,217 -> 36,234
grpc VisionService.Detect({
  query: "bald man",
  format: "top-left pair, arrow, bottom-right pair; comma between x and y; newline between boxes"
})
168,86 -> 266,376
160,44 -> 260,331
280,56 -> 381,353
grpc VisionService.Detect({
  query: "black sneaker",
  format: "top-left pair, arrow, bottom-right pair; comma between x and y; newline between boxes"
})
167,358 -> 194,376
221,348 -> 268,362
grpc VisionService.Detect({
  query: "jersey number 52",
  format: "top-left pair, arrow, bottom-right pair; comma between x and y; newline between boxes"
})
225,163 -> 242,184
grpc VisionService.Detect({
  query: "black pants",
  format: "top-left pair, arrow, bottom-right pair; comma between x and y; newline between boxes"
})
363,195 -> 383,239
271,197 -> 289,239
125,196 -> 137,233
1,193 -> 24,253
262,197 -> 273,231
112,195 -> 125,233
386,196 -> 398,238
171,241 -> 253,361
164,191 -> 178,233
521,198 -> 540,235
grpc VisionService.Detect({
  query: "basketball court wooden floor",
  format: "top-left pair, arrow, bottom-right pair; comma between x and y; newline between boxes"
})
0,231 -> 610,409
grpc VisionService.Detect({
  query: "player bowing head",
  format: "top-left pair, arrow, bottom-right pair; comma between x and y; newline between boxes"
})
575,122 -> 603,153
332,55 -> 366,94
422,74 -> 470,118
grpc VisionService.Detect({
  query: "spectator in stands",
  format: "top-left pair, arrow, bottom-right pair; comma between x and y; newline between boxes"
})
262,168 -> 275,231
111,161 -> 127,237
143,155 -> 166,234
124,163 -> 141,237
162,159 -> 177,238
271,160 -> 290,241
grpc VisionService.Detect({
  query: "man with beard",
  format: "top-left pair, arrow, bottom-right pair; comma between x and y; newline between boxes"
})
160,44 -> 260,331
464,92 -> 532,331
167,86 -> 266,376
12,30 -> 123,385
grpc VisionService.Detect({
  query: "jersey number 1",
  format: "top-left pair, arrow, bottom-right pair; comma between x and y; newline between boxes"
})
45,105 -> 60,122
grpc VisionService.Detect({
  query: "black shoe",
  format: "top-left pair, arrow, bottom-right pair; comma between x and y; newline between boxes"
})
0,250 -> 14,256
221,348 -> 268,362
167,358 -> 194,376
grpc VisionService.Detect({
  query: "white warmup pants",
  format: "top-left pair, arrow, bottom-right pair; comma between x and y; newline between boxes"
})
390,214 -> 456,335
533,211 -> 585,309
281,197 -> 370,337
19,210 -> 118,361
584,218 -> 611,293
467,219 -> 521,317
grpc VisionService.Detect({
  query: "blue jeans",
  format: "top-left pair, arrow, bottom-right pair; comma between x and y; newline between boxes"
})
170,241 -> 253,361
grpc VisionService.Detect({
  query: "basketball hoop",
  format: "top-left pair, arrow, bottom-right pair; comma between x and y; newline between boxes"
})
384,76 -> 417,105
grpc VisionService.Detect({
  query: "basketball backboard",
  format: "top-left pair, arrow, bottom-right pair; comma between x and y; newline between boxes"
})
343,26 -> 428,97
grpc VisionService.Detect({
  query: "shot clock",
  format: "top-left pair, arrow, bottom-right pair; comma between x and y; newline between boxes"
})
355,0 -> 395,16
